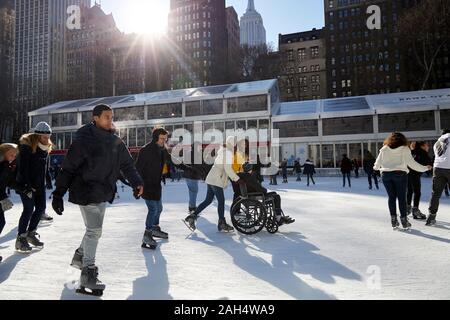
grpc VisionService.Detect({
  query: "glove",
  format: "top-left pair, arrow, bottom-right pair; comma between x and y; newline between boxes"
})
0,198 -> 13,212
52,195 -> 64,215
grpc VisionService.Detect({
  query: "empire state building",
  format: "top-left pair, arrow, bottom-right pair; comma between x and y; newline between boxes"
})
240,0 -> 266,47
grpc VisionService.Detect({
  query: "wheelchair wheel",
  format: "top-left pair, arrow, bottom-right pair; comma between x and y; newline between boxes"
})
265,216 -> 279,234
230,198 -> 267,235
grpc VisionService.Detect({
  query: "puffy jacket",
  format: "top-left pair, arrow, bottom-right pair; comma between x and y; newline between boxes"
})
54,123 -> 143,205
16,135 -> 50,195
302,161 -> 316,175
204,136 -> 240,189
135,141 -> 168,201
410,148 -> 432,174
340,157 -> 353,173
374,145 -> 429,174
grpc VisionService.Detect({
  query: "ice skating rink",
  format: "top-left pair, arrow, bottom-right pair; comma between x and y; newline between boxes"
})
1,176 -> 449,300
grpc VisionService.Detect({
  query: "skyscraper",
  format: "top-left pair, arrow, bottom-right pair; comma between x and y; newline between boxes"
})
324,0 -> 410,98
0,0 -> 15,141
14,0 -> 91,135
66,4 -> 120,100
225,6 -> 240,82
240,0 -> 266,47
168,0 -> 227,89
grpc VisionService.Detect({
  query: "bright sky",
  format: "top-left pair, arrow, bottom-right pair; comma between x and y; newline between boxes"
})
98,0 -> 325,48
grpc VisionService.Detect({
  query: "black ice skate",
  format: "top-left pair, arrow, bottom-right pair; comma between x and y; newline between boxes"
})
425,214 -> 437,226
218,219 -> 234,233
40,213 -> 54,222
183,213 -> 197,232
141,229 -> 158,250
15,234 -> 32,253
26,231 -> 44,249
412,207 -> 426,220
391,216 -> 400,230
70,249 -> 83,270
76,265 -> 105,297
151,226 -> 168,239
400,217 -> 412,230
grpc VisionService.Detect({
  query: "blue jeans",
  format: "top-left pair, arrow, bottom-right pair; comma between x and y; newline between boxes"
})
18,191 -> 46,235
195,184 -> 225,220
382,171 -> 408,218
185,178 -> 199,209
145,200 -> 163,230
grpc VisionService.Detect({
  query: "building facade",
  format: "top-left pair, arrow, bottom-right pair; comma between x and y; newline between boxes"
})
66,4 -> 120,100
225,6 -> 240,81
279,28 -> 327,102
111,34 -> 146,96
30,79 -> 450,174
240,0 -> 266,47
168,0 -> 228,89
14,0 -> 91,137
324,0 -> 410,98
0,0 -> 15,141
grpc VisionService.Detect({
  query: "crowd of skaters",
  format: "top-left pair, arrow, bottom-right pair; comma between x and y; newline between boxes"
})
1,102 -> 449,294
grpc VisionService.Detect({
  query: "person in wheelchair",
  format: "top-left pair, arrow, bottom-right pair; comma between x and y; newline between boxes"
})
235,162 -> 295,226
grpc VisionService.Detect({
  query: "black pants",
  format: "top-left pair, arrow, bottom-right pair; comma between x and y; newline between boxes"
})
367,172 -> 379,189
266,192 -> 282,215
0,206 -> 5,235
407,172 -> 422,208
429,168 -> 450,216
307,174 -> 315,186
343,172 -> 351,187
354,169 -> 359,178
18,191 -> 46,235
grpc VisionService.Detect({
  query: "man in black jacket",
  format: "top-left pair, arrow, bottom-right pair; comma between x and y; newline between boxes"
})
51,104 -> 143,294
135,128 -> 171,250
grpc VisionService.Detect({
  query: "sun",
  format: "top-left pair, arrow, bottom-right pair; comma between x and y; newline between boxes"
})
123,0 -> 168,35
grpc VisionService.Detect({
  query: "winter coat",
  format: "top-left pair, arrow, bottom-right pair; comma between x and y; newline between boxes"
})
16,136 -> 50,195
374,145 -> 429,174
363,159 -> 376,175
181,145 -> 208,181
204,136 -> 240,189
236,172 -> 268,196
433,133 -> 450,169
0,160 -> 17,201
232,151 -> 246,173
54,123 -> 143,205
135,141 -> 170,201
302,161 -> 316,175
293,161 -> 302,174
409,148 -> 432,174
280,161 -> 287,175
340,157 -> 353,173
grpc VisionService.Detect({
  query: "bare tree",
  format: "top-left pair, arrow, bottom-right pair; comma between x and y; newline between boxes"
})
399,0 -> 450,90
237,43 -> 280,81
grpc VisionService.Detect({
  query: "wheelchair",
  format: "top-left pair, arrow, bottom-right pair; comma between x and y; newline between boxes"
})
230,184 -> 280,235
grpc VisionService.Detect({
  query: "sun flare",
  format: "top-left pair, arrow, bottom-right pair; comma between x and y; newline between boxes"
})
123,0 -> 168,36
